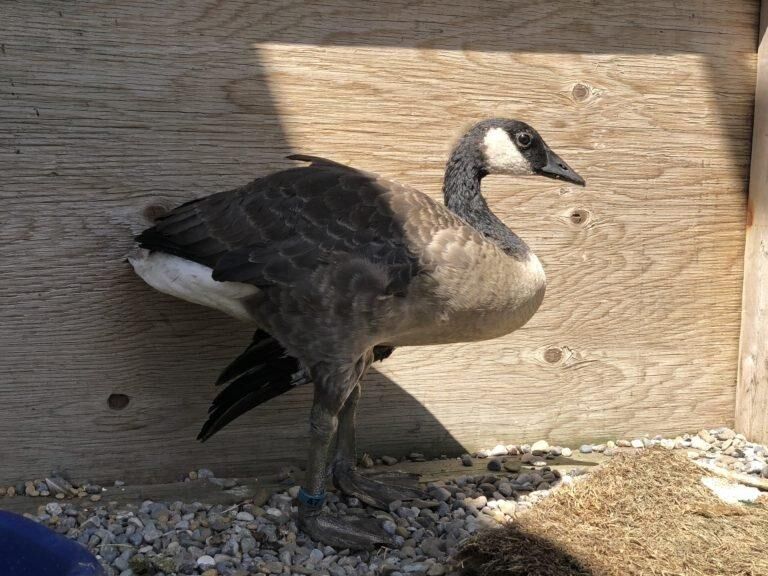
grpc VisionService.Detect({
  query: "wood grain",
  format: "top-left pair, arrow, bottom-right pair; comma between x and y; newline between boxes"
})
737,1 -> 768,445
0,0 -> 758,483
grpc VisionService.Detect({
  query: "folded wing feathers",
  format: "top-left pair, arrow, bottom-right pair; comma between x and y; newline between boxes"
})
198,330 -> 310,441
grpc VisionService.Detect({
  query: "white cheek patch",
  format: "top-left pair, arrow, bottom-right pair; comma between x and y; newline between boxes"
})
483,127 -> 532,175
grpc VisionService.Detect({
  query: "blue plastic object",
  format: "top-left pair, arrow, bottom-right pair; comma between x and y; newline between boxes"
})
0,510 -> 104,576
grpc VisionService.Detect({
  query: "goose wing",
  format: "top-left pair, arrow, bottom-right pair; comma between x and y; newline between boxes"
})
136,158 -> 432,299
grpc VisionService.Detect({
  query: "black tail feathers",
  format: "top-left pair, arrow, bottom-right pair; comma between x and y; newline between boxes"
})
197,332 -> 396,442
197,330 -> 309,442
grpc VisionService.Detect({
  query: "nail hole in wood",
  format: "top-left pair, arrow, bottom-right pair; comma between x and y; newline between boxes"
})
108,394 -> 130,411
570,209 -> 588,225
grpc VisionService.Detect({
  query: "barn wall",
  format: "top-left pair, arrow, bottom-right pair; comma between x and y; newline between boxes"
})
0,0 -> 758,483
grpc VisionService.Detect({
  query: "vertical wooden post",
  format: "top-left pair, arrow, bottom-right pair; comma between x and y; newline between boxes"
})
737,1 -> 768,444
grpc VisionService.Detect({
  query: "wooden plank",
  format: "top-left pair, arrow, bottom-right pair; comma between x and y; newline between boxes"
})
0,0 -> 758,484
737,1 -> 768,445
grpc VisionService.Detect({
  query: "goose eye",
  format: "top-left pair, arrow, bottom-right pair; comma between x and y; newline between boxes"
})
516,133 -> 532,148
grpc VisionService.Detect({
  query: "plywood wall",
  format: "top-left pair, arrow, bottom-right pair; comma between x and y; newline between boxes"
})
0,0 -> 757,483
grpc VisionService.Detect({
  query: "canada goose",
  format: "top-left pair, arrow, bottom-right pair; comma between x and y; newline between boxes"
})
129,118 -> 585,548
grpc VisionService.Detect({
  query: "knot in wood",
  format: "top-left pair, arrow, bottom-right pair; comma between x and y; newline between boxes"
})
544,347 -> 563,363
143,203 -> 169,222
571,83 -> 591,102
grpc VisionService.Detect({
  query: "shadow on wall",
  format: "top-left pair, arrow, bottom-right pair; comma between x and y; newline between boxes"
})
189,362 -> 467,480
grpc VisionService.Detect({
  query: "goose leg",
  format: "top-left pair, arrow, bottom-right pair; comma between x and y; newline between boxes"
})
331,376 -> 428,510
297,361 -> 394,550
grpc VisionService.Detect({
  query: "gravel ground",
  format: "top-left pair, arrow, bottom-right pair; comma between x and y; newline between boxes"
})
3,426 -> 767,576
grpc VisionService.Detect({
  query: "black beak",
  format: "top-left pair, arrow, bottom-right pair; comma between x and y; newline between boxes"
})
537,146 -> 586,186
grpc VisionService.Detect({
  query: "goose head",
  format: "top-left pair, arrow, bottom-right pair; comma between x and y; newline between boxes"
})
474,119 -> 585,186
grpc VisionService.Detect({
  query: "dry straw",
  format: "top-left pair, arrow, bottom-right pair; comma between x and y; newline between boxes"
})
459,448 -> 768,576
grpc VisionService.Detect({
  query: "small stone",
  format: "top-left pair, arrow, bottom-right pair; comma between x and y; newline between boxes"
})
24,482 -> 39,497
309,548 -> 324,563
460,454 -> 473,467
429,486 -> 451,501
421,537 -> 444,557
464,495 -> 487,509
197,555 -> 216,569
698,429 -> 714,443
360,454 -> 374,468
151,556 -> 177,573
497,482 -> 514,497
208,515 -> 231,531
503,461 -> 521,473
381,455 -> 398,466
579,444 -> 592,454
561,447 -> 573,457
129,554 -> 151,575
263,561 -> 283,574
617,439 -> 631,447
717,429 -> 736,441
427,564 -> 446,576
45,476 -> 76,496
143,527 -> 162,543
236,511 -> 254,522
288,485 -> 301,499
90,494 -> 102,502
113,550 -> 131,572
630,439 -> 644,449
660,439 -> 675,450
489,444 -> 508,457
592,444 -> 606,453
497,500 -> 516,516
409,452 -> 426,462
208,477 -> 238,489
197,468 -> 215,479
530,440 -> 549,454
690,436 -> 711,451
521,453 -> 536,463
6,487 -> 14,497
382,520 -> 397,535
45,502 -> 63,516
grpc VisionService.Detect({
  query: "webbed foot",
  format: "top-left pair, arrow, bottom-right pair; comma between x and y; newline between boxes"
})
298,508 -> 394,550
332,460 -> 429,510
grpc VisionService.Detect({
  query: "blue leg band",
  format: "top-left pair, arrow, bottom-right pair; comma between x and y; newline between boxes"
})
297,487 -> 326,509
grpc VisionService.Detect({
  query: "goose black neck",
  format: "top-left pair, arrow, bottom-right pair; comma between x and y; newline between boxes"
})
442,141 -> 530,260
